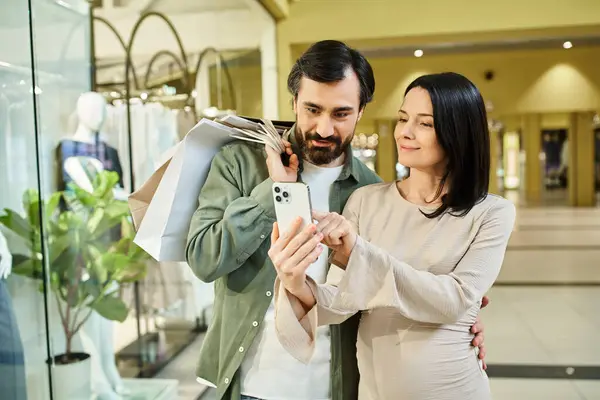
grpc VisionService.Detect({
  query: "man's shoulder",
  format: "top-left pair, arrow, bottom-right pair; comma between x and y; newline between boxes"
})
222,139 -> 265,156
350,156 -> 383,186
214,140 -> 266,166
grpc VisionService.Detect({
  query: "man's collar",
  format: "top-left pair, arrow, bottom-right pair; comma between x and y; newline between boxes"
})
288,123 -> 361,183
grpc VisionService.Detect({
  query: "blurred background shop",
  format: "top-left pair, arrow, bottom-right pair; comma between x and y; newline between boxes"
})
0,0 -> 599,399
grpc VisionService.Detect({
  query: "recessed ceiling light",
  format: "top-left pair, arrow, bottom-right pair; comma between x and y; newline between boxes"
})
563,41 -> 573,49
414,49 -> 424,57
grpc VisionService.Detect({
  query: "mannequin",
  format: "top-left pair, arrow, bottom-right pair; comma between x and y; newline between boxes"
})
57,92 -> 127,201
56,92 -> 128,399
0,230 -> 27,399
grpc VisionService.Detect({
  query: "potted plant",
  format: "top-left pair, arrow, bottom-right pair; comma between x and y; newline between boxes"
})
0,171 -> 148,399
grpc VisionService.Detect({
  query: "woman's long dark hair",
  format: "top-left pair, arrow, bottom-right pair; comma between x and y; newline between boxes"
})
405,72 -> 490,219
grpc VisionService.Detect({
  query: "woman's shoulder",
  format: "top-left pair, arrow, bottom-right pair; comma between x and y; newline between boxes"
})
474,194 -> 516,216
470,194 -> 517,232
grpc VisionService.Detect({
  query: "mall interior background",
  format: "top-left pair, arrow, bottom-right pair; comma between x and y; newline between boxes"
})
0,0 -> 599,399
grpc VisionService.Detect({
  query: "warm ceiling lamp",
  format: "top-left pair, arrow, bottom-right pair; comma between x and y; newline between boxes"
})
563,41 -> 573,49
414,49 -> 424,57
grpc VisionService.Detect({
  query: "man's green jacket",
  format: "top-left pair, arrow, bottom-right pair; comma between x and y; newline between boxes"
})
186,123 -> 382,399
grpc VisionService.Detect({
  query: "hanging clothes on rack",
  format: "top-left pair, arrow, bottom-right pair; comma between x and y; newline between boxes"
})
0,97 -> 39,211
102,100 -> 180,190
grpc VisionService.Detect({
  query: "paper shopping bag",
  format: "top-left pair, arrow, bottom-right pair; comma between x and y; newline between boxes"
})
128,157 -> 171,230
130,118 -> 242,261
128,140 -> 181,230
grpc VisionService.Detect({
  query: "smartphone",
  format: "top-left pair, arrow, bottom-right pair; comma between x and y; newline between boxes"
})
272,182 -> 313,237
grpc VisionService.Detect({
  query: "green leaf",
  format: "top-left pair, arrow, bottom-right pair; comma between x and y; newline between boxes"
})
100,253 -> 130,275
91,295 -> 128,322
104,201 -> 129,220
111,236 -> 130,256
11,254 -> 30,266
23,189 -> 41,229
52,244 -> 78,280
113,260 -> 147,283
81,278 -> 102,299
57,211 -> 83,233
37,281 -> 46,294
12,258 -> 43,279
0,225 -> 33,255
86,245 -> 103,262
49,273 -> 61,292
87,208 -> 105,234
121,218 -> 134,239
88,257 -> 108,284
48,235 -> 71,264
0,209 -> 33,240
65,185 -> 97,208
90,171 -> 119,201
21,190 -> 37,215
45,192 -> 63,221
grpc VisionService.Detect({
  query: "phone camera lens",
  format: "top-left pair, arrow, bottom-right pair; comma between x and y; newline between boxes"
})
282,192 -> 289,198
274,187 -> 281,193
275,196 -> 282,202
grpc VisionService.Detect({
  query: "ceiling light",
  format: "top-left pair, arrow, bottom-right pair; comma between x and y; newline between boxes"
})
414,49 -> 424,57
563,41 -> 573,49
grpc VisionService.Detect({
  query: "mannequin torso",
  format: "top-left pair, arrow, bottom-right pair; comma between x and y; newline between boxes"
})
57,92 -> 126,200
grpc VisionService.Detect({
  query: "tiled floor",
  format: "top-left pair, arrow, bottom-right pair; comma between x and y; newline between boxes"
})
498,207 -> 600,284
153,332 -> 208,399
483,205 -> 600,399
490,379 -> 600,400
483,286 -> 600,366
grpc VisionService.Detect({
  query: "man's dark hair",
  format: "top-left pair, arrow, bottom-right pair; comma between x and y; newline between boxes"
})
287,40 -> 375,109
405,72 -> 491,219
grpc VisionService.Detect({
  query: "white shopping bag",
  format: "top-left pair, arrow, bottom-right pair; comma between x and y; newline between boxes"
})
130,118 -> 240,261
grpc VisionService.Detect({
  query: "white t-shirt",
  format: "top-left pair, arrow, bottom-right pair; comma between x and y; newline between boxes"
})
239,161 -> 344,400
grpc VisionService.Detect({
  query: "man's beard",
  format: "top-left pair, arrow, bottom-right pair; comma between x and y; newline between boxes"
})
294,126 -> 354,165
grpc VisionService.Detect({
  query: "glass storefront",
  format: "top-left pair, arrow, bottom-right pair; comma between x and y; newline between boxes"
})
0,0 -> 271,398
1,0 -> 95,399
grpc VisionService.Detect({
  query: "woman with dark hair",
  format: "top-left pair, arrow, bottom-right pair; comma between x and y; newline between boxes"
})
269,72 -> 515,399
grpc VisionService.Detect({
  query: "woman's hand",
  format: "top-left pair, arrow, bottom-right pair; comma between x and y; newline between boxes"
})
312,211 -> 358,264
268,217 -> 324,307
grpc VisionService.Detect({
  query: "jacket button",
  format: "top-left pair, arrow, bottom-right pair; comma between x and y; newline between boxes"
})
224,378 -> 229,384
260,234 -> 265,239
239,346 -> 244,352
266,291 -> 272,297
252,321 -> 258,327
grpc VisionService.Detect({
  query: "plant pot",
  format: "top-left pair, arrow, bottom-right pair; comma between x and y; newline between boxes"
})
52,352 -> 91,400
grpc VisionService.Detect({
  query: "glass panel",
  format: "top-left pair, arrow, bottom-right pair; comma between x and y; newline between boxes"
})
3,0 -> 145,398
0,1 -> 52,399
27,0 -> 96,394
26,1 -> 152,398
